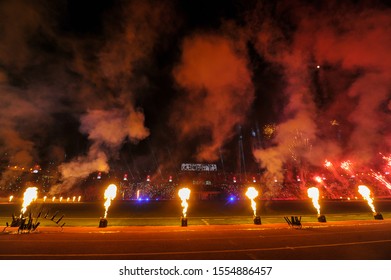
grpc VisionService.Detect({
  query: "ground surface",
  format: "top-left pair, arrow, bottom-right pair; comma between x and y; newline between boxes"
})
1,200 -> 390,260
1,220 -> 391,260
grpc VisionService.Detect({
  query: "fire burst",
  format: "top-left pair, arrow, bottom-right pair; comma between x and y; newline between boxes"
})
307,187 -> 321,215
103,184 -> 117,218
358,185 -> 376,213
381,153 -> 391,167
263,124 -> 276,139
324,160 -> 332,168
314,176 -> 323,183
9,195 -> 13,202
21,187 -> 38,215
178,188 -> 191,218
340,160 -> 352,171
371,171 -> 391,190
245,187 -> 259,216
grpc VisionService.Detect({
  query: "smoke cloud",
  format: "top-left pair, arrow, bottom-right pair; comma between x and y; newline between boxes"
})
1,0 -> 390,198
172,32 -> 254,162
251,1 -> 391,192
51,1 -> 172,193
0,0 -> 172,194
51,108 -> 150,194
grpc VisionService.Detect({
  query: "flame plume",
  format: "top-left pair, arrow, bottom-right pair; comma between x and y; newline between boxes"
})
307,187 -> 321,215
103,184 -> 117,218
178,188 -> 191,218
21,187 -> 38,215
9,195 -> 13,202
358,185 -> 376,213
245,187 -> 259,216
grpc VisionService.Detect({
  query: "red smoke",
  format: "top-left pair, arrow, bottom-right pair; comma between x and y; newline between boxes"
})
252,1 -> 391,195
172,33 -> 254,161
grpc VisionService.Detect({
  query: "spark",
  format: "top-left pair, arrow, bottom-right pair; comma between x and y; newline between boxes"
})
341,160 -> 352,171
330,120 -> 339,126
314,176 -> 323,183
371,171 -> 391,190
263,124 -> 276,139
380,153 -> 391,167
324,160 -> 332,168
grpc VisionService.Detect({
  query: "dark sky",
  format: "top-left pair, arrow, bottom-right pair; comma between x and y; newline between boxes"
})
0,0 -> 390,192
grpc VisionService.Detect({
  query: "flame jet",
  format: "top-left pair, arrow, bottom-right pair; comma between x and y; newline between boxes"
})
307,187 -> 321,215
103,184 -> 117,218
178,188 -> 191,218
21,187 -> 38,216
245,187 -> 259,216
358,185 -> 376,213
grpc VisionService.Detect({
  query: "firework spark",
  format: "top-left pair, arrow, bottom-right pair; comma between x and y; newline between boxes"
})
314,176 -> 323,183
324,160 -> 332,168
381,153 -> 391,167
341,160 -> 352,172
371,171 -> 391,190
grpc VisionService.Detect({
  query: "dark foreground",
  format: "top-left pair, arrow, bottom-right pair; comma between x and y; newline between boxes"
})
1,220 -> 390,260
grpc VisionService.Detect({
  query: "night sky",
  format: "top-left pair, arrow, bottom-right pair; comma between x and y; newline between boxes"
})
0,0 -> 390,193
